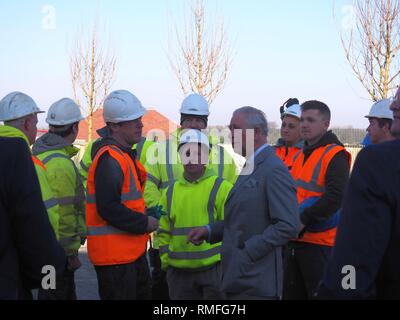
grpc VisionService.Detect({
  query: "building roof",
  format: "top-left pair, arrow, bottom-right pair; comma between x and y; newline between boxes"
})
77,108 -> 178,142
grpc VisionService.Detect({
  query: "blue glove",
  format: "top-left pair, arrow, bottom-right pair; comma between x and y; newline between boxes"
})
146,205 -> 167,220
299,197 -> 340,233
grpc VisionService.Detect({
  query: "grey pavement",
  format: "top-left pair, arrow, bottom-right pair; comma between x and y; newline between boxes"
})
75,244 -> 99,300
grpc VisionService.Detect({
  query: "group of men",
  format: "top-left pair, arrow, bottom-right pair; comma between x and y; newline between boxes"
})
0,87 -> 399,300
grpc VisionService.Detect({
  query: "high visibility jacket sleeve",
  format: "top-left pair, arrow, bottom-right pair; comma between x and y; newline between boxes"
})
144,153 -> 163,208
79,140 -> 94,189
219,146 -> 239,185
34,163 -> 60,240
209,181 -> 232,245
46,157 -> 86,256
158,189 -> 171,271
215,180 -> 233,221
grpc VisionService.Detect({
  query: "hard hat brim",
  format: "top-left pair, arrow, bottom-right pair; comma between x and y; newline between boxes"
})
103,109 -> 146,124
46,114 -> 85,126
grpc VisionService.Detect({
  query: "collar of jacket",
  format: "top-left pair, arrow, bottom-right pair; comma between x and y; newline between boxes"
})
0,125 -> 30,147
178,167 -> 216,185
91,136 -> 137,161
96,126 -> 111,138
32,132 -> 79,157
303,131 -> 343,159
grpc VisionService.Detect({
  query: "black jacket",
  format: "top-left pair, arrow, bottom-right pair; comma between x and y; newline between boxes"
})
91,137 -> 148,235
318,140 -> 400,299
0,137 -> 66,300
301,131 -> 350,226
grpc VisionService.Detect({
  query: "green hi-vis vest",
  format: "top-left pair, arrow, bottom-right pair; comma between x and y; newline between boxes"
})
157,171 -> 232,270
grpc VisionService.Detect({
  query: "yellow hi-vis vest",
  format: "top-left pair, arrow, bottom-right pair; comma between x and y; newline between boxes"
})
157,170 -> 233,270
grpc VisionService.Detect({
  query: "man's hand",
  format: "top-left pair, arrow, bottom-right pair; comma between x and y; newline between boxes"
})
187,227 -> 209,246
147,216 -> 159,233
67,255 -> 82,272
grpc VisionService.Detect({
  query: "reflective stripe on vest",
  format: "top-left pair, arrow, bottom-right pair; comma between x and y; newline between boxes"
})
44,198 -> 59,210
87,225 -> 129,236
41,153 -> 70,164
165,140 -> 176,189
147,173 -> 161,188
80,159 -> 89,173
159,245 -> 169,255
294,145 -> 337,193
292,149 -> 302,165
218,146 -> 224,178
169,246 -> 221,260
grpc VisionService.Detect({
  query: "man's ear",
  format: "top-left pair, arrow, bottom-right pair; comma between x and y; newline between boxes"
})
73,123 -> 79,134
23,117 -> 31,131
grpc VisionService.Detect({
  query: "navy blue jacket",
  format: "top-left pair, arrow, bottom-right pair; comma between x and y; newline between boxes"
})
0,137 -> 66,300
318,140 -> 400,299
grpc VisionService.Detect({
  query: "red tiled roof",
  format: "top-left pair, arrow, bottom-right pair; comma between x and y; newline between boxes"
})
77,108 -> 178,142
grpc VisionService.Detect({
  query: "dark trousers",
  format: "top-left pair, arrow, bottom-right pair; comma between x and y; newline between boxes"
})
166,264 -> 225,300
148,247 -> 170,300
95,254 -> 151,300
283,241 -> 332,300
38,269 -> 76,300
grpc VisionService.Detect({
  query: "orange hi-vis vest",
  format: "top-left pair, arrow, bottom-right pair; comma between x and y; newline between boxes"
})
291,144 -> 351,247
86,144 -> 149,266
275,145 -> 302,169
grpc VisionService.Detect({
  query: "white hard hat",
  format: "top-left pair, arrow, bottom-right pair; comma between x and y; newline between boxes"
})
46,98 -> 85,126
0,92 -> 44,122
103,90 -> 146,123
365,99 -> 394,120
179,129 -> 211,150
180,93 -> 210,116
282,104 -> 301,120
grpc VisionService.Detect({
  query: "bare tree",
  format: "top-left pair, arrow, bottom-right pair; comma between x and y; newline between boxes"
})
167,0 -> 233,105
340,0 -> 400,101
70,22 -> 116,141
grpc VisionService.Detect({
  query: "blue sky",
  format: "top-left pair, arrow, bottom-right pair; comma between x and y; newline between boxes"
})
0,0 -> 386,129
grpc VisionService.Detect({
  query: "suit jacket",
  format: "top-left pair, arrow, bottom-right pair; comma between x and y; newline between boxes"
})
0,137 -> 65,300
210,145 -> 300,299
318,140 -> 400,299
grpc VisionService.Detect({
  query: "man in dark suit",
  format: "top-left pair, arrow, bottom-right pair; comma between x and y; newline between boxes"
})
317,89 -> 400,299
188,107 -> 300,300
0,137 -> 66,300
